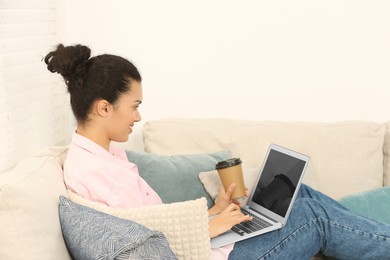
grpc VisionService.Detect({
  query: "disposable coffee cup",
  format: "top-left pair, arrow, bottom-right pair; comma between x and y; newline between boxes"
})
215,158 -> 246,199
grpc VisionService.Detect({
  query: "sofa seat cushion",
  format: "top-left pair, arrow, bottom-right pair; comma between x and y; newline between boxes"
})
143,119 -> 386,199
0,146 -> 70,260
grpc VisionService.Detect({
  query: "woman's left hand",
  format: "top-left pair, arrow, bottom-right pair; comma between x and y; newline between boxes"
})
208,183 -> 249,216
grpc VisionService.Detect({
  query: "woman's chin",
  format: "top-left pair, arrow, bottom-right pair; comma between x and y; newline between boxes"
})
113,135 -> 129,143
122,136 -> 130,142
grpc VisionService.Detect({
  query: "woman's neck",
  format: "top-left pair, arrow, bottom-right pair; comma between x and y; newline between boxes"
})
76,125 -> 111,151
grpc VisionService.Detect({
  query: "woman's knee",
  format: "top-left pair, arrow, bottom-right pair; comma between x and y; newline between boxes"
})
291,198 -> 326,220
298,184 -> 318,198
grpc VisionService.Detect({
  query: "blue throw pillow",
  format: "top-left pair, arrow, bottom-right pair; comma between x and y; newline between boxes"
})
58,196 -> 177,260
339,186 -> 390,224
126,150 -> 230,208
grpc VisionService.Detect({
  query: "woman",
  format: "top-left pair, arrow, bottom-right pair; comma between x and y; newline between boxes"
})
45,44 -> 390,259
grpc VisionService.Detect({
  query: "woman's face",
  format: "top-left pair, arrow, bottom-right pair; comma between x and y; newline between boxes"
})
106,81 -> 142,142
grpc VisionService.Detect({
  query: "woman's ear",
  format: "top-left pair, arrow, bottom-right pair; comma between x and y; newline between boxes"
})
95,99 -> 111,117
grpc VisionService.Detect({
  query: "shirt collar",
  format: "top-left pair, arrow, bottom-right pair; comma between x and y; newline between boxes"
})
71,132 -> 121,161
71,132 -> 138,173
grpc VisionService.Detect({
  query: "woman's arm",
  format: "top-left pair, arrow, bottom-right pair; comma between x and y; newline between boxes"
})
208,203 -> 253,238
207,183 -> 253,238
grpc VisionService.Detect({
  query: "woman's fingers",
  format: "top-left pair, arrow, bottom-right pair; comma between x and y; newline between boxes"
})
225,183 -> 236,198
222,202 -> 240,213
225,204 -> 253,226
208,203 -> 254,238
224,203 -> 253,220
245,187 -> 250,197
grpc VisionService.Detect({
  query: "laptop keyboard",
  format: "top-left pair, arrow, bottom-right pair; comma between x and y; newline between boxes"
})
231,208 -> 273,236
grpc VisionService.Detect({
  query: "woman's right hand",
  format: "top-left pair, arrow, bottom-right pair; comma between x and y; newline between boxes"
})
208,203 -> 253,238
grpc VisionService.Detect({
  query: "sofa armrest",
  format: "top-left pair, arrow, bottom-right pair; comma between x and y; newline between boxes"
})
68,191 -> 211,260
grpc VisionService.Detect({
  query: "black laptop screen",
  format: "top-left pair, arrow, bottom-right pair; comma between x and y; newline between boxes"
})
251,149 -> 306,217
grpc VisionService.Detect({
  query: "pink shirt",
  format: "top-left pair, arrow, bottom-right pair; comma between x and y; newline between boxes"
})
64,133 -> 162,208
64,132 -> 233,259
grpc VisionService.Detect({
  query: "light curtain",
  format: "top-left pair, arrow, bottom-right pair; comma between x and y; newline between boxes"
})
0,0 -> 71,172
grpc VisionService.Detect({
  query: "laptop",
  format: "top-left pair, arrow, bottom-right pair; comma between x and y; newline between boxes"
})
211,143 -> 310,248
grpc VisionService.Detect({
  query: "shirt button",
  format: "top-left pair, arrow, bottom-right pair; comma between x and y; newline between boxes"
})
146,192 -> 149,196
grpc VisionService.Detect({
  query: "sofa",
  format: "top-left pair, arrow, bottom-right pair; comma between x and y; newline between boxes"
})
1,118 -> 389,260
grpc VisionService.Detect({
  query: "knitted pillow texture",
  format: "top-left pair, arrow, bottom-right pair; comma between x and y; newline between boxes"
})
67,190 -> 211,260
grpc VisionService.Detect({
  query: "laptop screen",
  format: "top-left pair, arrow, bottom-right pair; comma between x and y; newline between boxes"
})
251,149 -> 306,217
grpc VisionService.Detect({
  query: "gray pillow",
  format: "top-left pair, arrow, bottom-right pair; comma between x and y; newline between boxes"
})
125,150 -> 230,208
58,196 -> 177,260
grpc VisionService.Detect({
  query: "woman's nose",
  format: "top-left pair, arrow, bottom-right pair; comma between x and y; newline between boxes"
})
134,110 -> 141,122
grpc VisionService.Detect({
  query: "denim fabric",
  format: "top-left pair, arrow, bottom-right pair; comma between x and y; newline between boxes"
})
228,185 -> 390,260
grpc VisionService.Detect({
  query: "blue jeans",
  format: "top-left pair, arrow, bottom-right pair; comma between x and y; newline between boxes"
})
228,184 -> 390,260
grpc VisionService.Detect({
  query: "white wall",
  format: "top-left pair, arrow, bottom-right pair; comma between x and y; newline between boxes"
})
57,0 -> 390,151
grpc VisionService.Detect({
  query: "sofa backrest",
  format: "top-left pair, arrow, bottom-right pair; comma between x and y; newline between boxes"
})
142,119 -> 390,200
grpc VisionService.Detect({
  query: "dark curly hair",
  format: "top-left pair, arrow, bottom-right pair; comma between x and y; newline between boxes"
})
44,44 -> 141,125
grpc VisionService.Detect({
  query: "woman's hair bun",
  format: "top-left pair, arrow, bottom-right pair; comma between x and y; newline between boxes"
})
44,44 -> 91,86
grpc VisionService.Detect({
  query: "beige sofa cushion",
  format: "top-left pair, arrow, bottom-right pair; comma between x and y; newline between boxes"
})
384,122 -> 390,186
0,146 -> 71,260
143,119 -> 385,199
68,190 -> 211,260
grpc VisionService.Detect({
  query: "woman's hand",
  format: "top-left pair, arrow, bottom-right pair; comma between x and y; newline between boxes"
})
208,203 -> 253,238
208,183 -> 249,216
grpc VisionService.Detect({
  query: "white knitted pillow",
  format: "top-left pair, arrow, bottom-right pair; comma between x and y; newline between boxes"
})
67,190 -> 211,260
